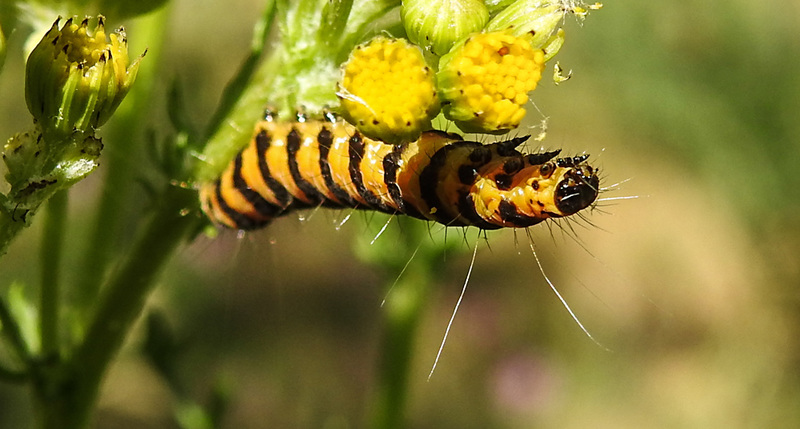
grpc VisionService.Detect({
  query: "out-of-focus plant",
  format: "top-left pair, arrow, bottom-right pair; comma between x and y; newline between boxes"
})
0,0 -> 601,427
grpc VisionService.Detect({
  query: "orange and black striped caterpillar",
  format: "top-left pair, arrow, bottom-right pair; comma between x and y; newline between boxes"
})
200,114 -> 600,231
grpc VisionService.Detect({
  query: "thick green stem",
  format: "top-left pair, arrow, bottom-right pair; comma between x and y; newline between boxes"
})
33,185 -> 199,429
39,190 -> 67,361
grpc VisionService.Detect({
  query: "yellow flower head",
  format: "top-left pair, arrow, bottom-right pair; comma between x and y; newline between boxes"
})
25,16 -> 143,135
337,37 -> 439,144
437,30 -> 545,134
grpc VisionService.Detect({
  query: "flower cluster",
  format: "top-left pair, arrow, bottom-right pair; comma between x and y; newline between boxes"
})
336,0 -> 601,141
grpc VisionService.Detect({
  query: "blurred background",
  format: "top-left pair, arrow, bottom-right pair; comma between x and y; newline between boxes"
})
1,0 -> 799,427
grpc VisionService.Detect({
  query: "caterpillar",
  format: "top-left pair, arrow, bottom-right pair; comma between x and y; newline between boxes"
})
200,114 -> 600,231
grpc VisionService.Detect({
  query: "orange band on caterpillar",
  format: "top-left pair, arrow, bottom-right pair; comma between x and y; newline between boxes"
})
200,116 -> 599,230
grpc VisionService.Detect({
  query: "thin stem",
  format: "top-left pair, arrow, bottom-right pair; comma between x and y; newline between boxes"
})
39,190 -> 67,361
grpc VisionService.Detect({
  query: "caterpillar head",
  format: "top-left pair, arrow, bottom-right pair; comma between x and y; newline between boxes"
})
471,141 -> 599,227
552,155 -> 600,216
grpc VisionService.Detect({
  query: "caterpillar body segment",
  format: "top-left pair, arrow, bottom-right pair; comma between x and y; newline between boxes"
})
200,119 -> 600,230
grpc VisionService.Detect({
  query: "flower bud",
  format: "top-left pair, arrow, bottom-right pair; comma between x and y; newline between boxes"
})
402,0 -> 489,56
25,16 -> 143,136
337,37 -> 439,144
437,30 -> 545,134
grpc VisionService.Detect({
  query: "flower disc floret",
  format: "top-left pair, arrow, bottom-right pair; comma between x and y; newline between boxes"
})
437,31 -> 545,134
338,37 -> 439,144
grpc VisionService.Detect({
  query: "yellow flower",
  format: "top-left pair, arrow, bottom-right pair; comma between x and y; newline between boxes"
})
25,16 -> 143,135
337,37 -> 439,144
437,31 -> 545,134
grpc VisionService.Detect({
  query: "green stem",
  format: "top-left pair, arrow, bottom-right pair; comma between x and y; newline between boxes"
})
33,185 -> 199,429
39,190 -> 67,361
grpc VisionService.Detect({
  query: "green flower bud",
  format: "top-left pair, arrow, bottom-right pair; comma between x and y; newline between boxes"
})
402,0 -> 489,56
25,16 -> 144,136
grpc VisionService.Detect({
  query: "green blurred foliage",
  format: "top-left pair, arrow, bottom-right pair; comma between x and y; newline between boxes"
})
1,0 -> 799,428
